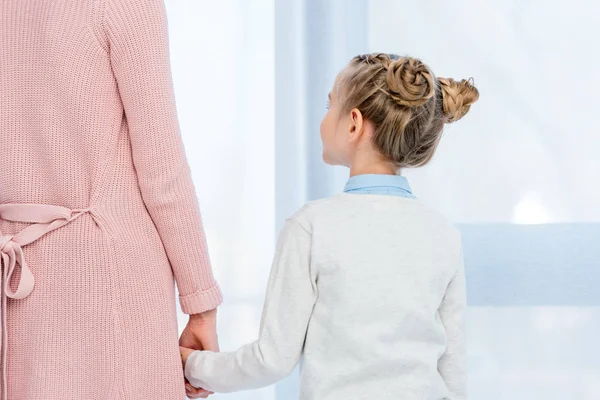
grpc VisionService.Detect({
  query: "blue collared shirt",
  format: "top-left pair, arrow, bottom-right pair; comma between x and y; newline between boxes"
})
343,174 -> 416,198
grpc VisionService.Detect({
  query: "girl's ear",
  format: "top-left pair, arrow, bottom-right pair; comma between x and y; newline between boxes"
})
348,108 -> 364,143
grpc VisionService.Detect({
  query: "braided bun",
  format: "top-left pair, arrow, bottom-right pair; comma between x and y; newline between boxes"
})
438,77 -> 479,123
385,57 -> 435,108
339,52 -> 480,169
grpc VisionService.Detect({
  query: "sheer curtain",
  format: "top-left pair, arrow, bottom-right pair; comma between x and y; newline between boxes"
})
167,1 -> 367,398
166,0 -> 599,399
167,1 -> 276,399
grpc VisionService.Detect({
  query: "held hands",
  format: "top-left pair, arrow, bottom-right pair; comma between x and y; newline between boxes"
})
179,308 -> 219,399
180,346 -> 205,397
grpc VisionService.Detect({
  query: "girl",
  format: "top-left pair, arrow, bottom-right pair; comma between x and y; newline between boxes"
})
180,53 -> 479,399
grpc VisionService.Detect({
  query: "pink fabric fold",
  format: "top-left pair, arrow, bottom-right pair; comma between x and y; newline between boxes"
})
0,203 -> 93,400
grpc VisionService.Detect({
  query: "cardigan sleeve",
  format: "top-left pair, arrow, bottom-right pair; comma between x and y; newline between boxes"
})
101,0 -> 222,314
184,218 -> 318,392
438,244 -> 468,399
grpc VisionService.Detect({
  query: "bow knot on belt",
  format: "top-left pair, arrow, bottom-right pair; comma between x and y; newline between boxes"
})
0,233 -> 33,301
0,203 -> 97,399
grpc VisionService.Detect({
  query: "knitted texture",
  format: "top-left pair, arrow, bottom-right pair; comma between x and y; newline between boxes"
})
0,0 -> 222,398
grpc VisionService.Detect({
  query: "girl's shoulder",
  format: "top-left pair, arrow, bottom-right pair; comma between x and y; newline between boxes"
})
289,193 -> 460,243
288,193 -> 349,221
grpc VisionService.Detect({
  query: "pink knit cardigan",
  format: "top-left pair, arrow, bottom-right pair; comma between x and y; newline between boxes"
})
0,0 -> 222,398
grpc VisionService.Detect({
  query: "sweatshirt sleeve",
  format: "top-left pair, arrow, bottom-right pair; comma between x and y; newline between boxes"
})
438,244 -> 468,399
184,218 -> 318,393
101,0 -> 222,314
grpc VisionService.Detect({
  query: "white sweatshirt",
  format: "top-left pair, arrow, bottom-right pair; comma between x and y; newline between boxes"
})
185,193 -> 467,399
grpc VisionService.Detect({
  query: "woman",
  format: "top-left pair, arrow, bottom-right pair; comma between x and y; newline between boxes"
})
0,0 -> 219,398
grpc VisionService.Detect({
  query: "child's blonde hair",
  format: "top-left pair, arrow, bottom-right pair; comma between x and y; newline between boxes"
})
338,53 -> 479,168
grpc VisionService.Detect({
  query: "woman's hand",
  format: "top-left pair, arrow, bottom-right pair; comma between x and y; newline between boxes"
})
179,308 -> 219,399
179,345 -> 195,365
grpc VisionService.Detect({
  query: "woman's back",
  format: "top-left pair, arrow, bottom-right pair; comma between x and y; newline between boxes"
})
0,0 -> 116,206
299,193 -> 464,399
1,1 -> 222,398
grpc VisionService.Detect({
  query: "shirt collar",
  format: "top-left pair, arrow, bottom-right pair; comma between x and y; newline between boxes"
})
344,174 -> 413,194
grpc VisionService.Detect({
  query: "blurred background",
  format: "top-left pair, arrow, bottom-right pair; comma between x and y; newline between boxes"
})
166,1 -> 600,399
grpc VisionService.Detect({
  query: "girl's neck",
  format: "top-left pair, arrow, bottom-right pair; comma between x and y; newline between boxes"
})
349,162 -> 398,177
348,146 -> 399,177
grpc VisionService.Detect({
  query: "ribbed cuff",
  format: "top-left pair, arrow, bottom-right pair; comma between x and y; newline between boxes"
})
179,282 -> 223,314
